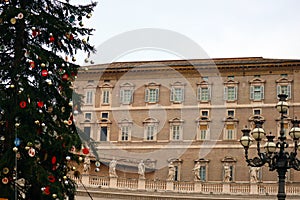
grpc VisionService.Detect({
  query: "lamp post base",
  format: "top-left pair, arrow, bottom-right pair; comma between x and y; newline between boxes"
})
277,168 -> 287,200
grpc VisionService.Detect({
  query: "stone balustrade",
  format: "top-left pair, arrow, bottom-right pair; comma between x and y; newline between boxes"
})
70,174 -> 300,196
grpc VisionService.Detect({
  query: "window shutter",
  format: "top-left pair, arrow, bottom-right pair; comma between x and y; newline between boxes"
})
181,88 -> 184,101
234,86 -> 238,100
197,87 -> 201,101
287,84 -> 291,99
120,89 -> 124,103
170,88 -> 174,102
250,86 -> 254,100
156,88 -> 159,102
208,87 -> 211,100
145,88 -> 149,102
130,90 -> 134,103
277,85 -> 281,97
261,85 -> 264,99
224,87 -> 228,100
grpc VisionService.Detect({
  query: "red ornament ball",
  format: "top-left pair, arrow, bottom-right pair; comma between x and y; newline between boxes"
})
49,36 -> 55,43
82,147 -> 89,155
20,101 -> 27,108
29,61 -> 35,68
44,186 -> 51,195
48,175 -> 56,183
37,101 -> 44,108
41,69 -> 48,77
62,73 -> 69,81
51,156 -> 56,164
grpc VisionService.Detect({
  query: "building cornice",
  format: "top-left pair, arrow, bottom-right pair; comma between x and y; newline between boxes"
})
78,57 -> 300,75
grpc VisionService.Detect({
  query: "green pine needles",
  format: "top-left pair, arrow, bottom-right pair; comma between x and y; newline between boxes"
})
0,0 -> 97,199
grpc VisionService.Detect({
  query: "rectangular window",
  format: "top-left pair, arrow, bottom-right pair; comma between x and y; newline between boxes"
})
171,88 -> 184,102
172,125 -> 181,140
149,89 -> 157,102
174,166 -> 179,181
226,124 -> 235,140
224,86 -> 237,101
84,113 -> 92,121
100,127 -> 108,141
198,87 -> 211,101
101,112 -> 108,119
102,90 -> 110,104
145,88 -> 159,103
230,166 -> 234,181
227,87 -> 236,101
121,126 -> 129,141
201,110 -> 208,117
227,110 -> 235,117
277,85 -> 291,99
250,85 -> 264,100
253,109 -> 261,115
120,89 -> 133,104
86,91 -> 93,104
199,124 -> 208,140
199,166 -> 206,181
146,125 -> 155,140
84,127 -> 91,138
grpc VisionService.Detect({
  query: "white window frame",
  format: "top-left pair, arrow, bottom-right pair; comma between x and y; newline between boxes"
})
224,123 -> 236,140
170,87 -> 184,103
102,90 -> 110,104
253,108 -> 261,116
277,84 -> 291,99
101,112 -> 109,119
198,87 -> 211,101
223,79 -> 239,102
121,126 -> 129,141
84,112 -> 92,121
145,83 -> 160,104
119,82 -> 135,105
199,165 -> 207,181
118,119 -> 132,141
250,85 -> 264,101
227,109 -> 235,117
145,124 -> 156,141
224,86 -> 237,101
120,89 -> 133,104
169,118 -> 184,141
171,125 -> 182,140
85,91 -> 93,104
198,124 -> 209,140
146,88 -> 159,103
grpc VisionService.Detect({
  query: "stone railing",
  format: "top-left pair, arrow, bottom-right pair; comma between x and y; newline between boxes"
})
72,174 -> 300,196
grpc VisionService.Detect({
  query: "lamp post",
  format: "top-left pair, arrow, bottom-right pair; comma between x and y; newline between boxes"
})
240,94 -> 300,200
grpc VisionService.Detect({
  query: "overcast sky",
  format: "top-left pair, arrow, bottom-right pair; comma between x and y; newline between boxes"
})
72,0 -> 300,64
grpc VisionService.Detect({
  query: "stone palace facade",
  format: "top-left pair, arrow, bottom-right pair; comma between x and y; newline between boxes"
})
73,57 -> 300,184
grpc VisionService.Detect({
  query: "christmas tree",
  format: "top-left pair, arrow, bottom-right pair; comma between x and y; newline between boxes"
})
0,0 -> 96,199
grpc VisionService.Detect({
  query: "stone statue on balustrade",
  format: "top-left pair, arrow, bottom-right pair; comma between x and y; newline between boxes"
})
250,167 -> 260,183
138,160 -> 145,179
109,158 -> 118,178
167,162 -> 176,181
83,156 -> 91,174
192,161 -> 201,181
223,163 -> 231,182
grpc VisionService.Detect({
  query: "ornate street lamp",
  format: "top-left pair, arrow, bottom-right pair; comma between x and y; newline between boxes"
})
240,94 -> 300,200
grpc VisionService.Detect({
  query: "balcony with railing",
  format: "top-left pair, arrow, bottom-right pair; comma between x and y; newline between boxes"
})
70,174 -> 300,197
